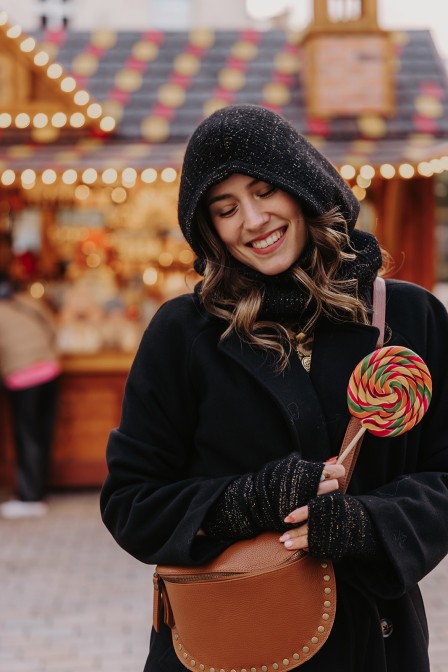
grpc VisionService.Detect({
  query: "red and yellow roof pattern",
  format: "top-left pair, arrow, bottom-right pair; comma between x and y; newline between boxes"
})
1,21 -> 448,171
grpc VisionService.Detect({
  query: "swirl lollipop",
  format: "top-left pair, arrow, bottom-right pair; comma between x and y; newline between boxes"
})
338,345 -> 432,464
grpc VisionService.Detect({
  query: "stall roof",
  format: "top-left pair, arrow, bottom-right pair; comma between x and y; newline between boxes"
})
1,137 -> 448,173
2,27 -> 448,170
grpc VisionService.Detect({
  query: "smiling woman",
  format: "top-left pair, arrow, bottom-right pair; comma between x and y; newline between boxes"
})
101,105 -> 448,672
206,174 -> 308,275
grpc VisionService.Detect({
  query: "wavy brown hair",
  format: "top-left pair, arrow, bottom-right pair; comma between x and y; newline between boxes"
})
196,206 -> 373,370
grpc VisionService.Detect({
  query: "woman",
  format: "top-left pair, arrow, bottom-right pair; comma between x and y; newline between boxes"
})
101,105 -> 448,671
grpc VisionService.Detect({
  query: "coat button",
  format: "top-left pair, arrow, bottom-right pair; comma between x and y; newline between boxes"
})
380,618 -> 393,638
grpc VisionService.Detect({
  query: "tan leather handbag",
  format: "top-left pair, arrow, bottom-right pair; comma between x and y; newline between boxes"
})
154,532 -> 336,672
153,277 -> 386,672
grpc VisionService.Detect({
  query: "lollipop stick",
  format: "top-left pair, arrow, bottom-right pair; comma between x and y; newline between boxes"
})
337,426 -> 366,464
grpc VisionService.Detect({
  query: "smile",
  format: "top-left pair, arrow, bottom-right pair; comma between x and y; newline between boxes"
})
250,227 -> 286,249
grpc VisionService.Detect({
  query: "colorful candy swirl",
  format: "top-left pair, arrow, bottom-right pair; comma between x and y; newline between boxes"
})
347,345 -> 432,437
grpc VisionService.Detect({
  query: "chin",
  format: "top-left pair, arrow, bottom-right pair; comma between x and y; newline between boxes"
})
260,268 -> 289,276
235,250 -> 295,276
254,255 -> 296,276
249,263 -> 291,276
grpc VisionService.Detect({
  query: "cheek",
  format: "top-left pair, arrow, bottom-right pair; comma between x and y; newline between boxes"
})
211,217 -> 225,241
212,219 -> 238,246
291,218 -> 308,252
295,213 -> 307,236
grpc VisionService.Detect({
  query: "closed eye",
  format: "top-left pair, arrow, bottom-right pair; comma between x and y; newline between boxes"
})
257,186 -> 277,199
218,205 -> 238,218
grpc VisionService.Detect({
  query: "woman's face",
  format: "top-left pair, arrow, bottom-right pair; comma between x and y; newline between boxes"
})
206,173 -> 307,276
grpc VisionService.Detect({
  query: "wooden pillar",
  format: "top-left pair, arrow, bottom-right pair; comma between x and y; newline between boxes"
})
371,176 -> 435,290
313,0 -> 330,24
362,0 -> 379,25
40,203 -> 59,278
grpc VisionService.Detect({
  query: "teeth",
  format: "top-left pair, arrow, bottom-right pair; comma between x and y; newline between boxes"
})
251,229 -> 284,249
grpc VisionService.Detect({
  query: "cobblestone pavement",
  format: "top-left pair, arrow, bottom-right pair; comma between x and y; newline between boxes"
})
0,491 -> 447,672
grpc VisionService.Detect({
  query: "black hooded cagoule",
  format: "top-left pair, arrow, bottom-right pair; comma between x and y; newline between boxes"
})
178,104 -> 360,258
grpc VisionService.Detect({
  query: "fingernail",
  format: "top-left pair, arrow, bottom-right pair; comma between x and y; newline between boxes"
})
279,533 -> 289,542
326,456 -> 337,464
284,540 -> 293,548
284,515 -> 293,523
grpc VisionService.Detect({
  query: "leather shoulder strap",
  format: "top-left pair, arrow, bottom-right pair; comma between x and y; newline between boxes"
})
338,276 -> 386,493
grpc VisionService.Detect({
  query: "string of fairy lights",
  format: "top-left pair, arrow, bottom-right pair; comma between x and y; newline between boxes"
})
2,160 -> 448,206
0,167 -> 179,205
0,11 -> 115,133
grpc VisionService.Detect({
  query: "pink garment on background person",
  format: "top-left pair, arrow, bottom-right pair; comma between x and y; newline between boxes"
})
4,361 -> 61,391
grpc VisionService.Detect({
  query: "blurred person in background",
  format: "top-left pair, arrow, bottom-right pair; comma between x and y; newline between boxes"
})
0,234 -> 60,519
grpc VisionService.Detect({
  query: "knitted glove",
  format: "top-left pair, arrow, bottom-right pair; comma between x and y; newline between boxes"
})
202,454 -> 324,539
307,491 -> 378,561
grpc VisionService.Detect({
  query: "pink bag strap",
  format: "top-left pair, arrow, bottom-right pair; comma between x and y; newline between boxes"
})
338,276 -> 386,493
372,276 -> 386,348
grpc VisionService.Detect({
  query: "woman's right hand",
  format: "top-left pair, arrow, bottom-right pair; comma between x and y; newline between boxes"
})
316,463 -> 345,496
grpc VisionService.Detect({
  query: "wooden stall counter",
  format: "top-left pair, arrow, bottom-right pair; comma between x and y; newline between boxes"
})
0,351 -> 134,491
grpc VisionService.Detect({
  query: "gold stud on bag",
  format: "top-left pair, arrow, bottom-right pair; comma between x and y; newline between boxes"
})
153,277 -> 386,672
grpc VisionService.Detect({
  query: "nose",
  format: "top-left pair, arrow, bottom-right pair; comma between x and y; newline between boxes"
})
241,199 -> 269,231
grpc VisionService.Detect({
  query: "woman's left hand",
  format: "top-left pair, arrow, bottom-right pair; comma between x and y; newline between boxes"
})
278,461 -> 345,550
279,505 -> 310,550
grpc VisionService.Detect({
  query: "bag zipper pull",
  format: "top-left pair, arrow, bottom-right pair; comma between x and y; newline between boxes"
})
153,571 -> 175,630
153,571 -> 162,632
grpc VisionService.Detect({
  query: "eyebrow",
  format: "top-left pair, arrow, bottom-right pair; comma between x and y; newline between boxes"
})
207,178 -> 262,206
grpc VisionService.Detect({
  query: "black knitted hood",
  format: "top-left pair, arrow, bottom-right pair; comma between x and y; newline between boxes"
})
178,104 -> 360,257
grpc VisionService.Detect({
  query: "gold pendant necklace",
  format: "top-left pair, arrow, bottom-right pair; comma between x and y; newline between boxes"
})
292,331 -> 313,373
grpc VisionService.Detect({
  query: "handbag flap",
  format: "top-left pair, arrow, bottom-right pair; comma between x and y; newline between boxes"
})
157,531 -> 302,577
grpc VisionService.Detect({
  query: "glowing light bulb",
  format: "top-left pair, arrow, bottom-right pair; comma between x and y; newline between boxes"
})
340,165 -> 356,180
1,169 -> 15,186
379,164 -> 395,179
161,168 -> 177,183
15,113 -> 31,128
61,77 -> 77,92
6,25 -> 22,39
359,165 -> 375,180
99,116 -> 116,132
52,112 -> 67,128
62,169 -> 78,185
33,113 -> 49,128
20,37 -> 36,52
42,169 -> 57,184
398,164 -> 415,179
34,51 -> 50,66
47,63 -> 63,79
141,168 -> 157,183
74,90 -> 90,106
21,169 -> 36,185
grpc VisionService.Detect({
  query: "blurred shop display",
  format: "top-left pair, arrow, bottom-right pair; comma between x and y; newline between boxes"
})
0,184 -> 196,353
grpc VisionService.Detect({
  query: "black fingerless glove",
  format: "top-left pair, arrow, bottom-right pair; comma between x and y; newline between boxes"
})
307,491 -> 378,561
202,454 -> 324,539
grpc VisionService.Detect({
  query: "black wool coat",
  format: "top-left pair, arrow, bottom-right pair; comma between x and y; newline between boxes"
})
101,279 -> 448,672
